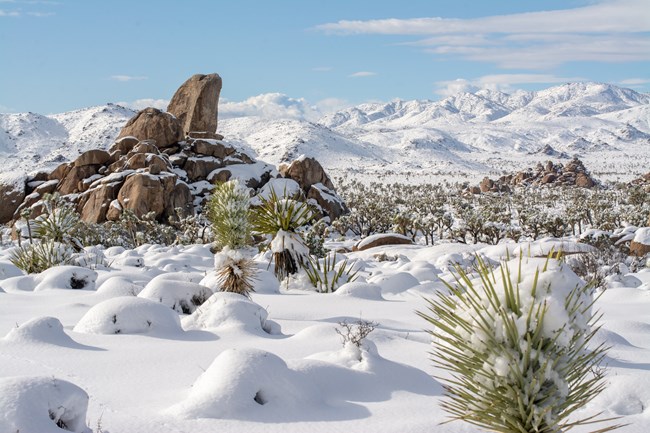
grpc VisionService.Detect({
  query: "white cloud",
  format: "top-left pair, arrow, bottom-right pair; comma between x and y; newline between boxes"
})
110,75 -> 148,82
0,9 -> 19,16
0,103 -> 16,113
434,74 -> 586,96
349,71 -> 377,78
619,78 -> 650,86
117,98 -> 169,111
316,0 -> 650,69
220,93 -> 352,121
26,11 -> 54,16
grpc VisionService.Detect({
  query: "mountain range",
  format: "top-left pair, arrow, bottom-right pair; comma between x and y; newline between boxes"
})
1,82 -> 648,184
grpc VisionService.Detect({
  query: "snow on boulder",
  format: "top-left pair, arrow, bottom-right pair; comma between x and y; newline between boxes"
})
0,376 -> 91,433
96,276 -> 144,297
335,282 -> 385,300
168,348 -> 320,420
138,278 -> 213,314
3,317 -> 81,347
73,296 -> 182,335
252,177 -> 302,204
34,266 -> 97,291
182,291 -> 276,334
630,227 -> 650,256
353,233 -> 414,251
368,271 -> 420,295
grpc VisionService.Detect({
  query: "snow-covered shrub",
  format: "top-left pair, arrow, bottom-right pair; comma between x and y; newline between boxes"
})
418,256 -> 616,433
335,319 -> 378,349
74,297 -> 182,335
35,193 -> 83,249
206,179 -> 252,250
252,189 -> 315,281
10,240 -> 75,274
33,265 -> 97,291
304,251 -> 358,293
138,279 -> 213,314
0,376 -> 92,433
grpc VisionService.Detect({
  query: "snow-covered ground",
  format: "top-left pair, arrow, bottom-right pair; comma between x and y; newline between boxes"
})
1,238 -> 649,433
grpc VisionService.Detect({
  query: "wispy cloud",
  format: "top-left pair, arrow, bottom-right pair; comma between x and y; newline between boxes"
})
316,0 -> 650,69
435,74 -> 586,96
110,75 -> 148,82
349,71 -> 377,78
0,103 -> 16,113
619,78 -> 650,86
0,9 -> 20,16
27,11 -> 54,16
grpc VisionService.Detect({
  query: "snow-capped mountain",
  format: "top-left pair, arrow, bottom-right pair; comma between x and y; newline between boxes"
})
1,83 -> 648,183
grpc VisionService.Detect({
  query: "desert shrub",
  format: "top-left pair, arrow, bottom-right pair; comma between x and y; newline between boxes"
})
251,189 -> 315,281
418,256 -> 618,433
206,180 -> 251,250
34,193 -> 83,249
335,319 -> 378,348
304,251 -> 358,293
302,219 -> 328,258
10,241 -> 75,274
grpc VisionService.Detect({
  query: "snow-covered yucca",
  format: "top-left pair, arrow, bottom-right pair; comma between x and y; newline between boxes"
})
206,180 -> 252,250
419,254 -> 620,433
251,189 -> 314,281
214,247 -> 256,297
10,241 -> 75,274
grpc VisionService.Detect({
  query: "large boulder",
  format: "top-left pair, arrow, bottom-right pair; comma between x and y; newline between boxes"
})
279,156 -> 335,193
353,233 -> 414,251
116,107 -> 183,149
74,149 -> 111,167
0,174 -> 26,224
167,73 -> 222,135
117,173 -> 177,219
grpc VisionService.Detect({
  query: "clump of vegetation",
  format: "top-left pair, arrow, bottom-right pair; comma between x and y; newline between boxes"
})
10,240 -> 75,274
251,189 -> 315,281
206,179 -> 252,250
418,255 -> 619,433
304,252 -> 358,293
335,319 -> 378,348
213,248 -> 256,297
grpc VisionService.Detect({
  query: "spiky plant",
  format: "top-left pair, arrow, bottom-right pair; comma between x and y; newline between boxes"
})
304,252 -> 358,293
213,248 -> 256,297
418,255 -> 620,433
251,189 -> 315,281
206,180 -> 252,250
35,193 -> 82,250
10,241 -> 75,274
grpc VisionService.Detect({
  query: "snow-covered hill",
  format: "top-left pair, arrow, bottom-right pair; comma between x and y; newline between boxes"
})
1,83 -> 648,183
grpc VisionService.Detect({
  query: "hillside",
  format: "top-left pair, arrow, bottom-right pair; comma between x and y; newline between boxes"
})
1,82 -> 649,183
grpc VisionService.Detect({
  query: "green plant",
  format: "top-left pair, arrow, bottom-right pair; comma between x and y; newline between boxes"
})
418,255 -> 619,433
206,180 -> 251,250
35,193 -> 82,250
10,241 -> 75,274
251,189 -> 315,281
304,252 -> 358,293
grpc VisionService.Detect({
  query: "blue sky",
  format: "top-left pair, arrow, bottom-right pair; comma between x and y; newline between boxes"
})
1,0 -> 648,114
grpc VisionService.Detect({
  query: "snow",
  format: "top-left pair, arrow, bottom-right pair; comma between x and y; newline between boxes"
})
633,227 -> 650,245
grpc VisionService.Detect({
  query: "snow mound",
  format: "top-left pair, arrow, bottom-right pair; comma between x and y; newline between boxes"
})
169,347 -> 320,420
0,376 -> 91,433
252,268 -> 281,294
182,292 -> 276,334
368,272 -> 420,295
633,227 -> 650,245
138,278 -> 213,314
73,297 -> 182,335
96,276 -> 144,297
335,282 -> 385,300
0,260 -> 24,280
148,271 -> 206,284
34,266 -> 98,291
254,178 -> 302,202
3,316 -> 81,347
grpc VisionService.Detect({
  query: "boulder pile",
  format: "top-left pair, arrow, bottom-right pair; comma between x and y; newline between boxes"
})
2,74 -> 346,225
469,157 -> 598,194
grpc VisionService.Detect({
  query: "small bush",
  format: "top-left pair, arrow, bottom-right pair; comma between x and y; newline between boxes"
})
10,241 -> 75,274
335,319 -> 378,348
304,252 -> 358,293
418,256 -> 619,433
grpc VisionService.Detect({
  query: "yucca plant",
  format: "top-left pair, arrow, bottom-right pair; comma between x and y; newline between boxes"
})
304,251 -> 358,293
251,188 -> 315,281
206,180 -> 251,250
418,255 -> 620,433
213,247 -> 256,297
10,241 -> 75,274
35,193 -> 82,250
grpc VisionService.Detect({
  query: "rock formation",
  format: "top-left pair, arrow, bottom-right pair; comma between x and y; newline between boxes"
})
469,157 -> 598,194
167,73 -> 222,137
5,74 -> 347,227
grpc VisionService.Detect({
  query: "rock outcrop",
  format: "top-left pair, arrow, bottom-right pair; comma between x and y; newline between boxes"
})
116,107 -> 183,148
167,73 -> 222,136
5,74 -> 347,227
0,174 -> 26,224
469,157 -> 598,194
